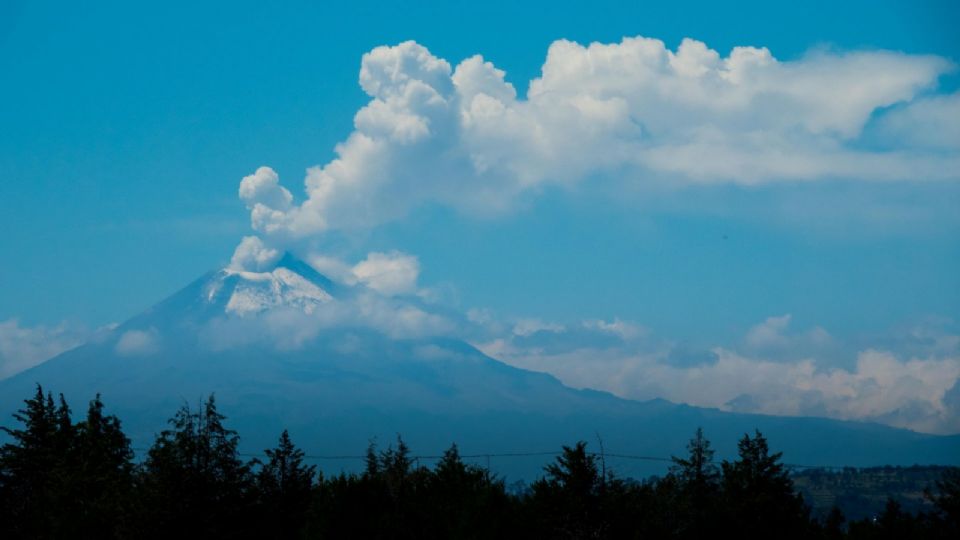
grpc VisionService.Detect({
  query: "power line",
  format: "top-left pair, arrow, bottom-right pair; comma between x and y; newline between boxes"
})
128,447 -> 854,470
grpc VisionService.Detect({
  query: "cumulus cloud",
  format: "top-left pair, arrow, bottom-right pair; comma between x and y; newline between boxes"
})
512,318 -> 565,337
583,318 -> 648,341
351,251 -> 420,295
744,314 -> 831,353
872,93 -> 960,151
0,319 -> 92,379
237,37 -> 958,240
307,254 -> 358,284
211,36 -> 960,434
114,328 -> 160,357
303,250 -> 423,297
476,314 -> 960,434
200,290 -> 455,351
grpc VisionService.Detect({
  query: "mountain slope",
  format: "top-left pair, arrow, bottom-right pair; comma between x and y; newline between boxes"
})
1,255 -> 957,479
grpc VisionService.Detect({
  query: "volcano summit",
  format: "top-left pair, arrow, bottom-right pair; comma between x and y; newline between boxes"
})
1,254 -> 957,479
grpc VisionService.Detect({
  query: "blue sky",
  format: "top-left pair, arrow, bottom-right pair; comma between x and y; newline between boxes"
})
1,0 -> 957,329
2,1 -> 959,431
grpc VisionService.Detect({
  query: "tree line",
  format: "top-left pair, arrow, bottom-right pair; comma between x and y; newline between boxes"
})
1,386 -> 957,539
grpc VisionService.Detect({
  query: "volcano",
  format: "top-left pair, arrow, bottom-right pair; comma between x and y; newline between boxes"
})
1,254 -> 957,479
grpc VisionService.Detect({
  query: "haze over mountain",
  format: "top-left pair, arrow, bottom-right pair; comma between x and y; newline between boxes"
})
2,253 -> 957,480
2,7 -> 960,484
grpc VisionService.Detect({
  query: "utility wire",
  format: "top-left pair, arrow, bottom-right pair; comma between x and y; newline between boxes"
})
129,447 -> 851,470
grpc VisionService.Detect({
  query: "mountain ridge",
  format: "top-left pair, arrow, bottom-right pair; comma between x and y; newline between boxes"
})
1,255 -> 957,479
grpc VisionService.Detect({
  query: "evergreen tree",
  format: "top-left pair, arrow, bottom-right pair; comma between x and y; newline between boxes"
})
427,443 -> 513,539
364,438 -> 380,477
310,435 -> 429,539
70,394 -> 136,538
0,385 -> 70,539
379,433 -> 414,497
253,430 -> 316,539
530,441 -> 605,539
137,394 -> 252,538
378,434 -> 429,537
720,430 -> 812,539
6,384 -> 959,539
670,427 -> 720,538
671,427 -> 719,486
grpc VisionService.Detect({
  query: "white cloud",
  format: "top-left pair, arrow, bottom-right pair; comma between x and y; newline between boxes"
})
476,314 -> 960,434
351,251 -> 420,295
872,93 -> 960,151
745,314 -> 793,348
114,328 -> 160,357
305,250 -> 423,297
583,318 -> 647,341
200,290 -> 455,351
237,37 -> 958,239
512,318 -> 565,337
743,313 -> 832,355
307,254 -> 358,284
0,319 -> 91,379
202,250 -> 451,350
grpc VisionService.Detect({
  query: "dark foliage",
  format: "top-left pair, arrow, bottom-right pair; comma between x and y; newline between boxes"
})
1,389 -> 958,539
135,395 -> 253,538
720,429 -> 813,539
0,386 -> 135,539
251,429 -> 317,539
669,426 -> 720,538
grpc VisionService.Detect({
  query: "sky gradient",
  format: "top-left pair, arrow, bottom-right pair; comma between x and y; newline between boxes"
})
2,0 -> 959,433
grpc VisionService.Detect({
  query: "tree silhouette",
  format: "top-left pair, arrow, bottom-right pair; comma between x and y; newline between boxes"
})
427,443 -> 513,538
721,430 -> 811,539
0,385 -> 64,538
138,394 -> 252,538
69,394 -> 136,538
0,388 -> 136,539
531,441 -> 605,538
3,385 -> 957,539
670,427 -> 720,538
253,429 -> 316,539
823,506 -> 846,540
671,427 -> 718,486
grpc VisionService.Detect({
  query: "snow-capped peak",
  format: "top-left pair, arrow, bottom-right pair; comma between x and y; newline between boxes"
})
204,254 -> 334,317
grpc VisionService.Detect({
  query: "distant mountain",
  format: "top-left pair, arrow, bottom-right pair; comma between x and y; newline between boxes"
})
1,255 -> 957,480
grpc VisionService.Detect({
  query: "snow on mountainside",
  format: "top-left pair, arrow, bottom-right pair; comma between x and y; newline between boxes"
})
211,267 -> 332,316
1,254 -> 958,480
205,253 -> 337,316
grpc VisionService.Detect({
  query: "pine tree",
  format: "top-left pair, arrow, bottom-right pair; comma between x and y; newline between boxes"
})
531,441 -> 604,539
379,434 -> 426,536
670,427 -> 720,538
428,443 -> 511,538
364,439 -> 380,478
671,427 -> 719,486
433,443 -> 477,486
720,430 -> 811,539
70,394 -> 136,538
378,434 -> 416,506
138,394 -> 252,538
0,385 -> 68,538
254,430 -> 316,539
